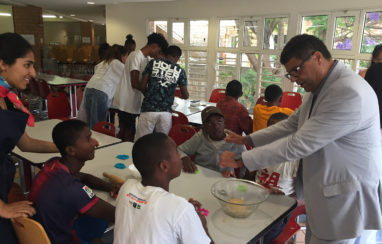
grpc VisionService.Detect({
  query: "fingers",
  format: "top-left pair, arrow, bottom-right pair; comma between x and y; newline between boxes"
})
182,158 -> 197,173
2,201 -> 36,219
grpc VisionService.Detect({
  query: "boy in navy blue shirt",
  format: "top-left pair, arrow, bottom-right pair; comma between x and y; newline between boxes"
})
29,120 -> 116,244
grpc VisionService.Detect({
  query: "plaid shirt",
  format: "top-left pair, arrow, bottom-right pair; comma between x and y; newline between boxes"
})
217,96 -> 252,135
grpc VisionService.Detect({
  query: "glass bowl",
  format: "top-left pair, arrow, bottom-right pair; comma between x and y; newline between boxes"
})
211,179 -> 270,218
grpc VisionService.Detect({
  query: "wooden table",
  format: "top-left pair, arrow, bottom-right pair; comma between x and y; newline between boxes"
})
82,141 -> 296,244
37,73 -> 88,117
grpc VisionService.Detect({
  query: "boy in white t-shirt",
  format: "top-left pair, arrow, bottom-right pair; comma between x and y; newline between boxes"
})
114,133 -> 212,244
112,33 -> 168,142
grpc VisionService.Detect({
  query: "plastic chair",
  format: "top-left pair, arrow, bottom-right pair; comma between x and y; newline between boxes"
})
256,96 -> 267,105
29,78 -> 40,97
280,92 -> 302,111
47,92 -> 71,120
93,121 -> 116,137
209,88 -> 226,103
76,87 -> 85,110
270,204 -> 306,244
12,217 -> 51,244
37,79 -> 51,100
168,124 -> 197,145
172,111 -> 188,126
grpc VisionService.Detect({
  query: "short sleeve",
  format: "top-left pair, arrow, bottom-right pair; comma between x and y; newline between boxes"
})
68,180 -> 99,214
175,202 -> 210,244
129,52 -> 144,72
143,60 -> 154,77
177,68 -> 188,87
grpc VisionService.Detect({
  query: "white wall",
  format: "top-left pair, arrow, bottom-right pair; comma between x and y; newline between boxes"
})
0,4 -> 14,34
106,0 -> 381,47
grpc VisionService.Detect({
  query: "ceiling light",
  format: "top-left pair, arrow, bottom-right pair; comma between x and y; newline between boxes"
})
42,14 -> 57,18
70,14 -> 76,17
87,1 -> 95,4
89,20 -> 93,22
0,13 -> 11,17
59,16 -> 63,19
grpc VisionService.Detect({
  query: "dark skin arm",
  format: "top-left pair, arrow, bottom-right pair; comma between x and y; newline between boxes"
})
182,156 -> 197,173
85,198 -> 115,223
139,74 -> 149,93
75,172 -> 119,196
130,70 -> 140,90
179,85 -> 189,99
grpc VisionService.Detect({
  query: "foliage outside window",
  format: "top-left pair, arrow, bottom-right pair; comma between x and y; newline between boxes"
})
240,53 -> 258,108
243,20 -> 260,48
219,20 -> 239,48
216,52 -> 237,88
263,17 -> 288,50
301,15 -> 328,41
333,16 -> 355,50
361,12 -> 382,53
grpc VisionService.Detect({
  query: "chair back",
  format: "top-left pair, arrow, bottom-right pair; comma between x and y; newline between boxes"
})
12,217 -> 51,244
255,96 -> 267,105
93,121 -> 116,137
47,92 -> 71,120
174,87 -> 181,98
29,78 -> 40,97
172,111 -> 188,126
169,124 -> 197,145
209,88 -> 226,103
280,92 -> 302,110
76,87 -> 85,110
270,204 -> 306,244
37,79 -> 51,99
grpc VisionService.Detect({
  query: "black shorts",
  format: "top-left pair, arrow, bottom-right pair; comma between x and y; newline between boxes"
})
118,111 -> 139,129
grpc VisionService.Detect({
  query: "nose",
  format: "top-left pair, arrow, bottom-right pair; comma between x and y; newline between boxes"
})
290,76 -> 298,83
92,138 -> 99,147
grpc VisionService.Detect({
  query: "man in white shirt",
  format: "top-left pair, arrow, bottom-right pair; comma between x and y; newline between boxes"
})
112,33 -> 168,141
114,133 -> 212,244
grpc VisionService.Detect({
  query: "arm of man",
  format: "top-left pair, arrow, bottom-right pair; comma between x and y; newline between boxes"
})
130,70 -> 140,90
75,172 -> 117,193
178,133 -> 202,173
17,132 -> 58,153
179,85 -> 189,99
139,74 -> 149,93
85,198 -> 115,223
240,86 -> 361,172
178,69 -> 189,99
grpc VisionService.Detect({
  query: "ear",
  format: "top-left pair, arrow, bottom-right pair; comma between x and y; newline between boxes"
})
65,145 -> 76,157
0,59 -> 8,73
159,160 -> 170,173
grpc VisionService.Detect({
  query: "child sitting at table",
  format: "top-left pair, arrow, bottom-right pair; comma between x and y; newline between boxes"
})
134,45 -> 189,141
114,132 -> 212,244
255,112 -> 299,243
29,119 -> 117,244
178,106 -> 246,177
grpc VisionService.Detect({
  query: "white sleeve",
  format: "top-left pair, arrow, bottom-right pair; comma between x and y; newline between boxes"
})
175,203 -> 211,244
129,53 -> 142,72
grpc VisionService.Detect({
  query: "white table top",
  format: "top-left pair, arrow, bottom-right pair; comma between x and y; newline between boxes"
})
173,97 -> 216,116
187,111 -> 202,125
12,119 -> 121,164
37,73 -> 88,87
83,141 -> 296,244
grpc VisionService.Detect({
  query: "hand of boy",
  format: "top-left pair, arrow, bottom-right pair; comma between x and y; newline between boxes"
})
0,201 -> 36,219
182,157 -> 197,173
224,130 -> 247,145
219,151 -> 244,169
221,169 -> 235,178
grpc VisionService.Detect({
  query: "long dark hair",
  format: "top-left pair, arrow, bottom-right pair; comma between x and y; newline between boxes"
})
0,33 -> 33,65
103,44 -> 128,64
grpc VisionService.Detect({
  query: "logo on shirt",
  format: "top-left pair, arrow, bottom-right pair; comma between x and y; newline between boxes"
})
152,60 -> 181,87
126,193 -> 147,210
82,185 -> 95,199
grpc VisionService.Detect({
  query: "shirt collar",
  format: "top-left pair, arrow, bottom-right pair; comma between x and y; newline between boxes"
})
312,60 -> 338,98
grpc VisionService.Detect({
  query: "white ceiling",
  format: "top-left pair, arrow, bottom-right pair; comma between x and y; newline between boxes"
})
1,0 -> 176,25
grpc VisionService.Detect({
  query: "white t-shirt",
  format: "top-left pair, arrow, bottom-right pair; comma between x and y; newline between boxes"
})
112,50 -> 148,114
255,160 -> 298,196
114,179 -> 211,244
86,59 -> 124,105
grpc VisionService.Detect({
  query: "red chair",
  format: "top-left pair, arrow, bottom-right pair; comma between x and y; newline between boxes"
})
270,204 -> 306,244
76,87 -> 84,110
47,92 -> 71,120
209,88 -> 226,103
175,87 -> 181,98
37,79 -> 51,99
29,78 -> 40,97
168,124 -> 197,145
172,111 -> 188,126
256,96 -> 267,105
93,121 -> 116,137
280,92 -> 302,111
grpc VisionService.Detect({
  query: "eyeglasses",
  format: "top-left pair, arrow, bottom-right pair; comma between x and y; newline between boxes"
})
284,51 -> 316,79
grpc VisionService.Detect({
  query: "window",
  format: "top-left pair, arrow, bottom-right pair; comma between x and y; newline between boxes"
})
149,20 -> 168,38
243,20 -> 260,48
188,51 -> 208,100
301,15 -> 328,41
337,58 -> 354,69
216,52 -> 237,88
260,55 -> 283,95
240,53 -> 259,108
219,20 -> 239,48
361,11 -> 382,53
172,22 -> 184,44
263,17 -> 288,50
332,16 -> 356,50
190,20 -> 208,46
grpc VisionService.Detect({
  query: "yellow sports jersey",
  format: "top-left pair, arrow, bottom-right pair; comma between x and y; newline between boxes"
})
252,104 -> 294,132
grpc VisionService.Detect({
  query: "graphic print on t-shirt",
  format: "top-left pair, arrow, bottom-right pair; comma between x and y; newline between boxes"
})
151,60 -> 182,87
82,185 -> 95,198
126,192 -> 148,210
257,169 -> 280,188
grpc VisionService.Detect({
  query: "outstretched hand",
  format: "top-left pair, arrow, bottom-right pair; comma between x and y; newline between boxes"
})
0,201 -> 35,219
224,130 -> 247,145
218,151 -> 244,169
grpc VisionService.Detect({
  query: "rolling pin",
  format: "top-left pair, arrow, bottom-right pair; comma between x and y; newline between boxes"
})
103,172 -> 126,185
